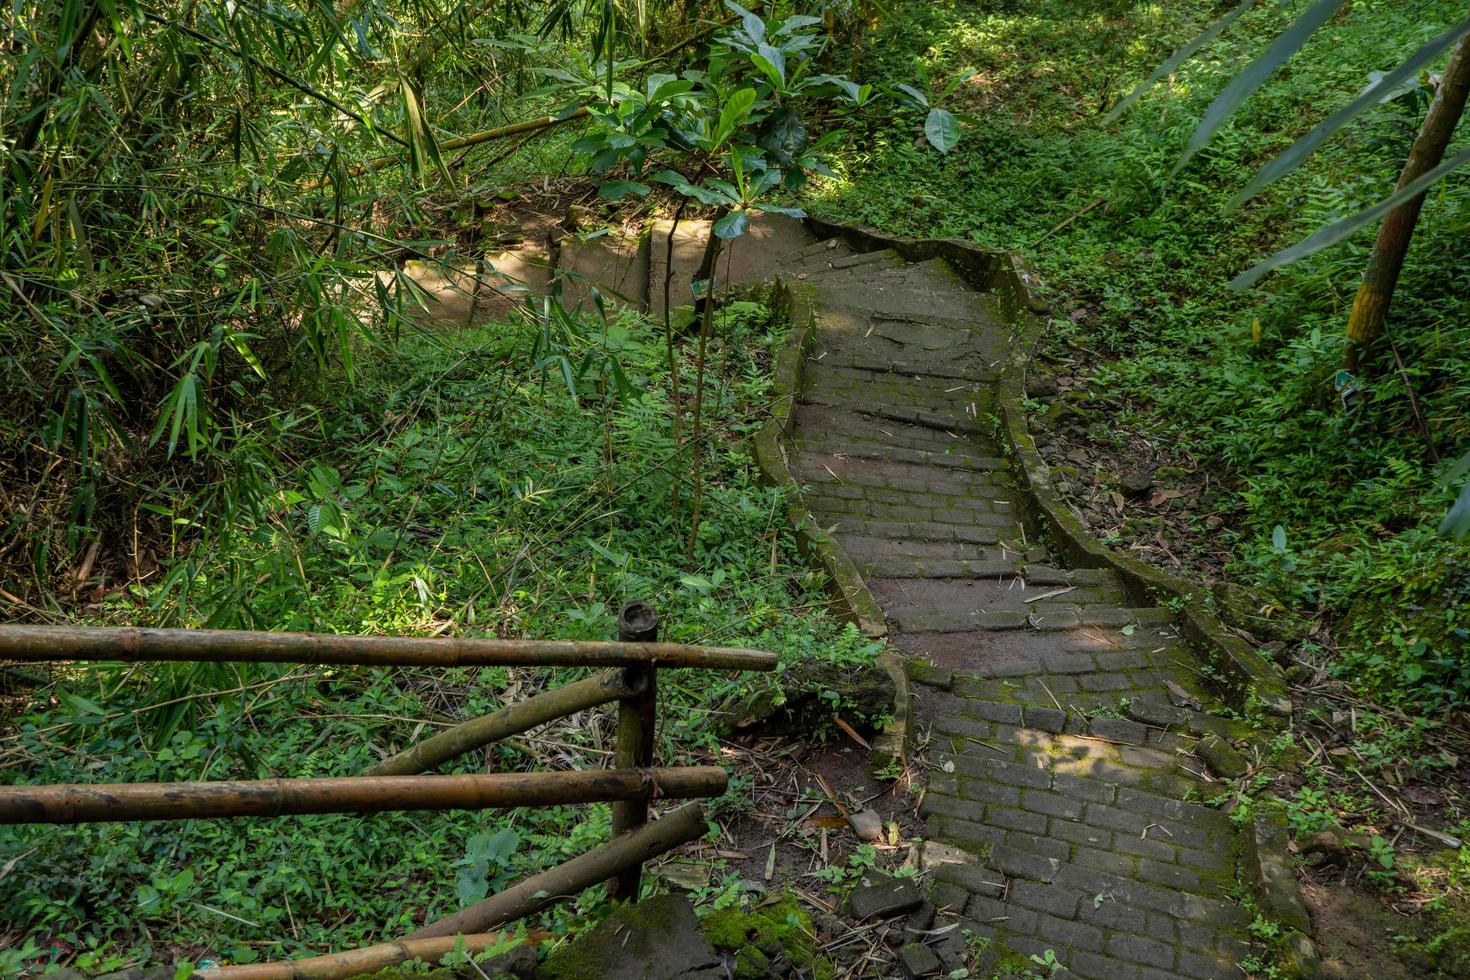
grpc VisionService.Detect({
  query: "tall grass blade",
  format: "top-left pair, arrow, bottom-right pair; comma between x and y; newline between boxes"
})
1103,0 -> 1260,125
1231,17 -> 1470,207
1231,144 -> 1470,287
1176,0 -> 1346,173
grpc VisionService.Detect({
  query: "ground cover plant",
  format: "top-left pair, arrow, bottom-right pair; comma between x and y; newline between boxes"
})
0,295 -> 881,970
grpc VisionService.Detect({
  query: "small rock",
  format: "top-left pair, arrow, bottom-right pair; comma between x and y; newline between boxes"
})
844,873 -> 922,921
1195,734 -> 1250,779
1279,930 -> 1322,979
906,658 -> 954,691
1300,829 -> 1351,865
1285,663 -> 1315,685
905,901 -> 937,936
1025,374 -> 1060,398
898,942 -> 943,978
1119,469 -> 1153,497
1125,698 -> 1191,729
849,809 -> 884,842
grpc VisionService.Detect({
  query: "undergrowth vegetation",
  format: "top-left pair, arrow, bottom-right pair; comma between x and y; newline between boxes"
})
813,0 -> 1470,712
0,299 -> 879,968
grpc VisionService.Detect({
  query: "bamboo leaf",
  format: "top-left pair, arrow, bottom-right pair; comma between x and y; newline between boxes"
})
1231,17 -> 1470,207
1176,0 -> 1346,173
1231,144 -> 1470,288
1104,0 -> 1261,124
1442,481 -> 1470,539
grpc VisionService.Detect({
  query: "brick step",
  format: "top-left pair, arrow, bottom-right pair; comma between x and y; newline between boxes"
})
780,237 -> 858,264
806,269 -> 1001,323
856,557 -> 1039,580
837,535 -> 1013,564
791,405 -> 990,452
814,515 -> 1008,545
788,247 -> 904,278
805,348 -> 997,381
794,395 -> 991,436
792,434 -> 1008,473
812,500 -> 1018,529
799,379 -> 981,420
791,451 -> 1007,491
889,605 -> 1173,634
802,492 -> 1014,522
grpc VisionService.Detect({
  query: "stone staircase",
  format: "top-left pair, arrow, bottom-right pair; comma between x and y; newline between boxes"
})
420,214 -> 1260,978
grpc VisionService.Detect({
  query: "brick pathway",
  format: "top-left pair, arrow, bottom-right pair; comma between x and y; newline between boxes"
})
782,243 -> 1255,978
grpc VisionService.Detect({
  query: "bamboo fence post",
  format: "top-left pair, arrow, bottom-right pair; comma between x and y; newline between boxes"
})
608,601 -> 659,900
0,624 -> 778,671
0,768 -> 726,824
407,802 -> 709,939
366,669 -> 644,776
193,929 -> 550,980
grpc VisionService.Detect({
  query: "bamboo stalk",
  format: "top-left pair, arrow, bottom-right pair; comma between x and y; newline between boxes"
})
0,768 -> 727,825
194,929 -> 549,980
408,802 -> 709,939
367,670 -> 642,776
609,602 -> 659,900
0,625 -> 777,671
302,108 -> 591,189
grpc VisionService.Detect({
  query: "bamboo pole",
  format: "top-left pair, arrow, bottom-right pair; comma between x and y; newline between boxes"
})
367,670 -> 642,776
0,767 -> 727,825
1344,29 -> 1470,371
407,802 -> 709,939
609,602 -> 659,900
0,625 -> 777,671
194,929 -> 550,980
303,108 -> 591,190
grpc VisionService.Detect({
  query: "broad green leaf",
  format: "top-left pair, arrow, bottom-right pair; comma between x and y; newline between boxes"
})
757,105 -> 808,164
725,0 -> 765,43
757,204 -> 807,218
1231,17 -> 1470,207
714,87 -> 758,148
896,82 -> 929,108
1104,0 -> 1260,124
598,180 -> 650,200
713,209 -> 749,239
757,43 -> 786,85
777,15 -> 823,34
924,107 -> 962,153
751,54 -> 784,91
940,69 -> 977,101
1177,0 -> 1346,173
1231,144 -> 1470,287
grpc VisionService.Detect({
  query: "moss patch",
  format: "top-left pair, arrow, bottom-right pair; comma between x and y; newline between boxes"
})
702,895 -> 834,980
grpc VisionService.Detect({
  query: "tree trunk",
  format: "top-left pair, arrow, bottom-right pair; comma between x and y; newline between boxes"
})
1344,30 -> 1470,371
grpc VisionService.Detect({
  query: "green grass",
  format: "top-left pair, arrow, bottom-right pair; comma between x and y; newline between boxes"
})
813,0 -> 1470,710
0,299 -> 880,971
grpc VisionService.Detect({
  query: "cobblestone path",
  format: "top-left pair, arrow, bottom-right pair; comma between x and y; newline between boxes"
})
779,241 -> 1255,979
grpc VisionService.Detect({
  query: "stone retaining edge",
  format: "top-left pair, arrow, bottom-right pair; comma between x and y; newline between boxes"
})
801,215 -> 1317,973
753,278 -> 910,775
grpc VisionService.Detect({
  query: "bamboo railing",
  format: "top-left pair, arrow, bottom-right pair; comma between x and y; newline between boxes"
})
0,603 -> 776,979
